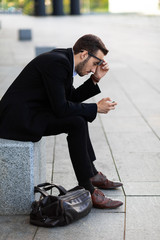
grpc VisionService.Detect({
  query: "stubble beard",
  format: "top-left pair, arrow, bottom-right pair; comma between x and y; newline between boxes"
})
75,57 -> 90,77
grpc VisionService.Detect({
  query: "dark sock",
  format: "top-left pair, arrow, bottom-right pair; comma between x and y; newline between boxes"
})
92,162 -> 98,176
79,179 -> 95,194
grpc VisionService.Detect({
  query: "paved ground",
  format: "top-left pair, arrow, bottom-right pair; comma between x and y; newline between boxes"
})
0,13 -> 160,240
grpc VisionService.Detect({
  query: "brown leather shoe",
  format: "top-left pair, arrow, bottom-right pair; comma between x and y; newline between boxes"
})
90,172 -> 123,189
91,189 -> 123,209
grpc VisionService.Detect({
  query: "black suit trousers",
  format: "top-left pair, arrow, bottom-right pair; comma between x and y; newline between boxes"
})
44,115 -> 96,183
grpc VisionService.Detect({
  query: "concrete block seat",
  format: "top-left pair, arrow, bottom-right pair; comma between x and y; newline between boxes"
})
0,138 -> 46,215
18,29 -> 32,41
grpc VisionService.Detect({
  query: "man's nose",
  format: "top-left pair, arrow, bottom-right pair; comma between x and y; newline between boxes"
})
91,66 -> 97,73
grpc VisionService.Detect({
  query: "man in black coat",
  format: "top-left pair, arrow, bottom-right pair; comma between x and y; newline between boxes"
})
0,34 -> 123,208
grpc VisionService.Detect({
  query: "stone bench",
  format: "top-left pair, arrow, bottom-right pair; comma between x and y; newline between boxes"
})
0,138 -> 46,215
18,29 -> 32,41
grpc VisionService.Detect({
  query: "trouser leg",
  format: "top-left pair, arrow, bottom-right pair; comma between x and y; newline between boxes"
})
67,116 -> 96,183
84,121 -> 98,176
44,115 -> 96,183
84,120 -> 96,163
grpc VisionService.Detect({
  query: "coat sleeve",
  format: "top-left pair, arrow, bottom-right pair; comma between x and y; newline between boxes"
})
69,77 -> 101,102
40,59 -> 97,122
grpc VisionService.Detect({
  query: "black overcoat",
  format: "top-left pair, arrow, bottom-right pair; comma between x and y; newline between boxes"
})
0,48 -> 101,142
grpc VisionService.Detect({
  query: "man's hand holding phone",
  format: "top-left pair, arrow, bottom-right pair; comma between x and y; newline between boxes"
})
97,97 -> 117,114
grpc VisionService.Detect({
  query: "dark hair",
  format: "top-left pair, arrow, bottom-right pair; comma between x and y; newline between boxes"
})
73,34 -> 109,55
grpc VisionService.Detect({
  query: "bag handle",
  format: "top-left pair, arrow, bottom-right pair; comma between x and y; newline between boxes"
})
36,182 -> 52,188
34,186 -> 49,197
34,182 -> 67,196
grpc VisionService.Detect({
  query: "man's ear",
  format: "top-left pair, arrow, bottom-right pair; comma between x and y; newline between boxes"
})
80,50 -> 88,60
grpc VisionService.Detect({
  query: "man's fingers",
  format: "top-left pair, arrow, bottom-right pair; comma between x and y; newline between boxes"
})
102,63 -> 109,70
101,61 -> 109,70
103,97 -> 111,102
110,102 -> 117,107
109,106 -> 115,110
108,101 -> 117,110
97,98 -> 117,113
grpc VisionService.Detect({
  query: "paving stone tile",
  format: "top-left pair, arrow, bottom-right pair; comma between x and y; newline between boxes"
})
113,67 -> 154,96
46,163 -> 53,183
52,171 -> 78,189
89,125 -> 112,156
54,157 -> 73,173
94,155 -> 122,181
53,156 -> 73,173
146,116 -> 160,139
35,211 -> 125,240
43,136 -> 55,164
107,132 -> 160,153
54,135 -> 73,173
112,68 -> 160,118
126,228 -> 160,240
125,197 -> 160,240
137,104 -> 160,119
101,116 -> 152,133
0,66 -> 23,98
0,215 -> 36,240
119,54 -> 160,93
113,152 -> 160,182
102,188 -> 124,197
55,135 -> 69,157
124,182 -> 160,196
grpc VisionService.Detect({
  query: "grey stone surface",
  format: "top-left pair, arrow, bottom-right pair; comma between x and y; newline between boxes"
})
94,80 -> 140,118
0,13 -> 160,239
146,116 -> 160,139
0,138 -> 46,215
46,163 -> 53,182
18,29 -> 32,41
111,62 -> 160,119
0,66 -> 24,98
102,116 -> 152,133
34,211 -> 125,240
125,197 -> 160,240
113,152 -> 160,182
106,132 -> 160,153
0,215 -> 36,240
124,182 -> 160,196
43,136 -> 55,164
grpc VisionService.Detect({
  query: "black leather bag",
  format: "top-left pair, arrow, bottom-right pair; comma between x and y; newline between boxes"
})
30,182 -> 92,227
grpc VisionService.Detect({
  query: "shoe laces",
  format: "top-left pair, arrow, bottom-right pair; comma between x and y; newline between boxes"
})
99,172 -> 107,179
95,189 -> 105,197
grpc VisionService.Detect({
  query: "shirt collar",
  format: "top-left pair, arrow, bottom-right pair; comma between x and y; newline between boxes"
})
72,49 -> 77,77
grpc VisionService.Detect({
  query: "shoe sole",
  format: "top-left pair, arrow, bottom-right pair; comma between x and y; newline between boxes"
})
93,202 -> 123,209
93,184 -> 123,190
